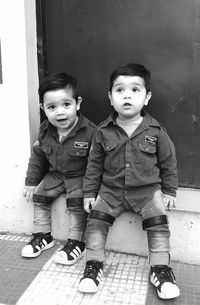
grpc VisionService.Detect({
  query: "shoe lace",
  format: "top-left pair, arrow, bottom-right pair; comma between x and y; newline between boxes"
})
63,239 -> 77,254
155,265 -> 176,284
30,234 -> 44,248
84,261 -> 102,278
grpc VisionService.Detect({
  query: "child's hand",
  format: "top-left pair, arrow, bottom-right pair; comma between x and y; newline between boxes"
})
83,198 -> 96,213
163,194 -> 177,211
23,186 -> 37,202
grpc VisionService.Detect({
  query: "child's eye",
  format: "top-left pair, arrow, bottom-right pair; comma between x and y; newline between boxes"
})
64,102 -> 70,107
116,88 -> 123,93
132,88 -> 140,92
48,105 -> 55,110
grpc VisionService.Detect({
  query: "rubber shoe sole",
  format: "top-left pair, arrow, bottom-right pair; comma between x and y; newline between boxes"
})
54,249 -> 85,265
21,240 -> 55,258
78,278 -> 98,293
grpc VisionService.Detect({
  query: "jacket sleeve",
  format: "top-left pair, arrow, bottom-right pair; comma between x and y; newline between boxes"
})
25,139 -> 49,186
157,128 -> 178,197
83,129 -> 105,198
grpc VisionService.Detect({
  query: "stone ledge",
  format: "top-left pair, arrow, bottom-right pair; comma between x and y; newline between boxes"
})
176,188 -> 200,213
50,187 -> 200,265
0,187 -> 199,265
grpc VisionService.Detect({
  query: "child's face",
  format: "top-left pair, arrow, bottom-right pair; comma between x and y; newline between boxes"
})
42,87 -> 81,132
108,75 -> 151,121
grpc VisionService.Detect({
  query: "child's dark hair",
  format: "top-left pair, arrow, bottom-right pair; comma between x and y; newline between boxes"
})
38,72 -> 78,104
109,63 -> 151,92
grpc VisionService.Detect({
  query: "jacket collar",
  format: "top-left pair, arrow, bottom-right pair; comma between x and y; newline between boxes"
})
100,111 -> 161,129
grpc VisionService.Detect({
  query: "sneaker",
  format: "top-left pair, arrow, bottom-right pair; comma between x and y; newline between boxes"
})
78,260 -> 103,293
21,233 -> 55,258
150,265 -> 180,299
53,239 -> 85,265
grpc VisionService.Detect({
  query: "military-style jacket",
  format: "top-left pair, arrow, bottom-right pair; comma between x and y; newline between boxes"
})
83,111 -> 178,209
25,113 -> 96,192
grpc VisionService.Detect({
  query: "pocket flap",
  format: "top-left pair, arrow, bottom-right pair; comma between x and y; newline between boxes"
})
69,148 -> 87,157
102,141 -> 118,152
139,143 -> 156,154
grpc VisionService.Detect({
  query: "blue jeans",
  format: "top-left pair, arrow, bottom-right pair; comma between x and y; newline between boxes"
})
33,179 -> 87,242
85,189 -> 170,266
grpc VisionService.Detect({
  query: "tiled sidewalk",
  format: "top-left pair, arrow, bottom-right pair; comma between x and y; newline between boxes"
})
0,233 -> 199,305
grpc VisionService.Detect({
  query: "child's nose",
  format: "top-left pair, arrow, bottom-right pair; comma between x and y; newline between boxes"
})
124,92 -> 132,99
56,106 -> 65,114
123,89 -> 132,98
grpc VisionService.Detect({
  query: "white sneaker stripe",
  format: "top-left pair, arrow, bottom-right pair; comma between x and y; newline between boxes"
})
35,245 -> 41,251
70,247 -> 82,260
74,246 -> 81,254
73,247 -> 81,256
152,272 -> 160,287
42,239 -> 47,247
70,252 -> 77,259
96,270 -> 103,282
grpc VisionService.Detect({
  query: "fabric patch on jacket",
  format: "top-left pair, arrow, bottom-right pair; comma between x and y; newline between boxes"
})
74,141 -> 88,149
145,135 -> 157,145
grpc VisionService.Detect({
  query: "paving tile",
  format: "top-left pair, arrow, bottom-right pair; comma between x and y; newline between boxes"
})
0,234 -> 58,305
16,250 -> 150,305
0,233 -> 200,305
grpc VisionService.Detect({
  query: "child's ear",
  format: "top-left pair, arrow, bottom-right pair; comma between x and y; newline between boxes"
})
144,91 -> 152,106
40,103 -> 44,111
108,92 -> 113,105
76,96 -> 82,111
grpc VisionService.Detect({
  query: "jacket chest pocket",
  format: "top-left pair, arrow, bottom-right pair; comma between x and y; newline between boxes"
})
42,144 -> 59,167
138,143 -> 157,174
102,141 -> 121,171
68,148 -> 88,158
67,148 -> 88,170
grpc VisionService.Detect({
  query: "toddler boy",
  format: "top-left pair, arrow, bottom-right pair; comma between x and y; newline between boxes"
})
22,72 -> 96,266
78,63 -> 180,299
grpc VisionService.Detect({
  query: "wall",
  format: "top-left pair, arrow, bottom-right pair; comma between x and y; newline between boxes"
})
41,0 -> 200,188
0,0 -> 200,265
0,0 -> 39,232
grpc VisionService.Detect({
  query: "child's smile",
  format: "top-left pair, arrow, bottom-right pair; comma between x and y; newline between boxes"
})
57,118 -> 68,124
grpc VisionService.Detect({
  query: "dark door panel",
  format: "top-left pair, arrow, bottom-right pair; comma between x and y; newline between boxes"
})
36,0 -> 200,188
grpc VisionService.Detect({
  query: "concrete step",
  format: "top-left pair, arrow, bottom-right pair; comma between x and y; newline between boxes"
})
51,188 -> 200,265
1,188 -> 200,265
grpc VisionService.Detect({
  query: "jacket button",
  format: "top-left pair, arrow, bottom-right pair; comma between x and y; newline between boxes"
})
125,163 -> 130,167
